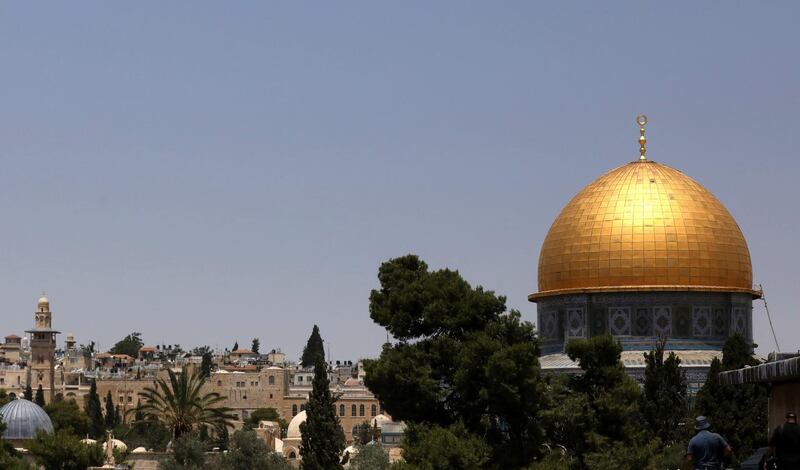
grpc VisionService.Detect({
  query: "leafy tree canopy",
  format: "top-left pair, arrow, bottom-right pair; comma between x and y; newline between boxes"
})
244,408 -> 287,437
348,443 -> 391,470
251,338 -> 260,354
216,429 -> 292,470
110,332 -> 144,358
394,422 -> 491,470
301,325 -> 325,367
694,333 -> 768,461
27,430 -> 103,470
364,255 -> 544,468
44,400 -> 90,437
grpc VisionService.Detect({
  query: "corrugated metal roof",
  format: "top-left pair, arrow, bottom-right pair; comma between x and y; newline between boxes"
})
720,356 -> 800,385
540,350 -> 722,371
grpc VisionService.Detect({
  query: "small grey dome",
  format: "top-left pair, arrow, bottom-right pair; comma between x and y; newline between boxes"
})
0,398 -> 54,440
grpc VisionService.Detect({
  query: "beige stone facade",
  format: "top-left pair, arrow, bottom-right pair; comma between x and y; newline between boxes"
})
94,366 -> 381,442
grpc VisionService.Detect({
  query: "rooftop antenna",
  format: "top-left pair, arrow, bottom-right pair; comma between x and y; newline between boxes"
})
758,284 -> 781,352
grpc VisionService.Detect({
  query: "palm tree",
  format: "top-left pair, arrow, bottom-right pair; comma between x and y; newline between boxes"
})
135,365 -> 235,438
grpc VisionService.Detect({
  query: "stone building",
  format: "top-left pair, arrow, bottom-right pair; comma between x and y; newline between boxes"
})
25,296 -> 60,403
530,116 -> 760,390
95,363 -> 383,443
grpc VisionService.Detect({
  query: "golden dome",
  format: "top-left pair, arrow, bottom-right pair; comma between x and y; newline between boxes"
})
531,160 -> 756,300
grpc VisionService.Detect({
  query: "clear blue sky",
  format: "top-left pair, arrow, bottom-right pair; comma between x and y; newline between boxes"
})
1,2 -> 798,360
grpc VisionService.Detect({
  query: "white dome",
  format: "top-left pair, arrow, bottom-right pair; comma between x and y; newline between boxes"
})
372,414 -> 391,428
286,410 -> 307,440
131,446 -> 147,453
102,439 -> 127,451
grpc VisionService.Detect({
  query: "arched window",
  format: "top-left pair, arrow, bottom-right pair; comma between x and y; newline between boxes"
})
339,404 -> 345,416
292,404 -> 298,416
217,380 -> 222,386
300,404 -> 305,412
371,404 -> 377,416
351,404 -> 357,416
269,375 -> 275,385
289,451 -> 296,459
359,404 -> 365,416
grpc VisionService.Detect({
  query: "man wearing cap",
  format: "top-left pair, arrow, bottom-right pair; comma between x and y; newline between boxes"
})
767,412 -> 800,469
684,416 -> 732,470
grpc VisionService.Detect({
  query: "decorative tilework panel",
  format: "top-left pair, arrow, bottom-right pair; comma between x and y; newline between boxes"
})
653,306 -> 672,337
633,308 -> 651,336
692,306 -> 712,337
608,307 -> 631,336
731,307 -> 747,336
541,311 -> 559,341
713,308 -> 727,336
567,308 -> 586,338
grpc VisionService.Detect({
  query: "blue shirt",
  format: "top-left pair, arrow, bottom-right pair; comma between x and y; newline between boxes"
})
687,430 -> 728,469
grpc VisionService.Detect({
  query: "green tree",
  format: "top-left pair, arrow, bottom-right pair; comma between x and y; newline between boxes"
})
251,338 -> 260,354
86,380 -> 105,438
364,255 -> 544,468
641,339 -> 688,446
27,429 -> 104,470
161,433 -> 206,470
110,331 -> 144,357
395,422 -> 490,470
540,334 -> 653,469
0,416 -> 34,469
23,384 -> 32,401
694,333 -> 768,461
244,407 -> 288,436
299,355 -> 345,470
301,325 -> 325,367
353,421 -> 380,445
348,444 -> 391,470
216,429 -> 293,470
232,341 -> 239,351
136,365 -> 236,438
0,389 -> 11,407
104,390 -> 117,428
34,385 -> 45,407
44,400 -> 90,437
201,351 -> 214,378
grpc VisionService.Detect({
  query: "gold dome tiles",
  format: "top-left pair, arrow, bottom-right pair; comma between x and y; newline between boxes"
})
532,160 -> 756,300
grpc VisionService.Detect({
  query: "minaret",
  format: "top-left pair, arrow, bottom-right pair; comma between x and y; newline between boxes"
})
25,294 -> 60,403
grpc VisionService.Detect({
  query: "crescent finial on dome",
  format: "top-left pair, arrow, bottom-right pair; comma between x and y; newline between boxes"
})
637,114 -> 648,161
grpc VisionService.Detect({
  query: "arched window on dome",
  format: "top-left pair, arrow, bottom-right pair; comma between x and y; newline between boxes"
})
359,404 -> 365,416
339,404 -> 345,416
292,404 -> 297,416
300,404 -> 305,412
351,404 -> 357,416
269,375 -> 275,385
371,404 -> 377,416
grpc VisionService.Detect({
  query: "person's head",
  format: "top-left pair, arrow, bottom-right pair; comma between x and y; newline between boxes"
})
786,412 -> 797,424
695,416 -> 711,431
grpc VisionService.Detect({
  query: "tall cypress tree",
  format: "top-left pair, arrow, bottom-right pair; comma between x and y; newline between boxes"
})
105,391 -> 117,428
301,325 -> 325,368
251,338 -> 260,354
23,384 -> 33,401
86,380 -> 105,437
300,355 -> 344,470
34,384 -> 45,407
